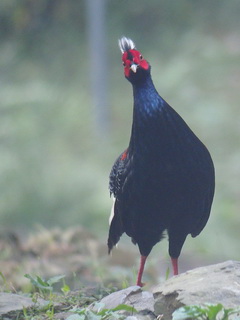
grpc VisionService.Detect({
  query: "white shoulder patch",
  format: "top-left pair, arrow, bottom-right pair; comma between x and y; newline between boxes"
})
109,197 -> 116,225
118,36 -> 136,53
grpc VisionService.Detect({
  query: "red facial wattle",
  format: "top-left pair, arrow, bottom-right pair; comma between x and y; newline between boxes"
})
122,49 -> 149,77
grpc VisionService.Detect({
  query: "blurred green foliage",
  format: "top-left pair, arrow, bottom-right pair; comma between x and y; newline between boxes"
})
0,1 -> 240,262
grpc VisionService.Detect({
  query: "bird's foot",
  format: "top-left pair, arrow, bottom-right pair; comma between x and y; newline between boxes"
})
136,280 -> 145,287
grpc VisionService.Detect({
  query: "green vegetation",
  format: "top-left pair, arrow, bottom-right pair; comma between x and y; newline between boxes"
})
66,304 -> 137,320
173,304 -> 240,320
24,274 -> 67,298
12,273 -> 136,320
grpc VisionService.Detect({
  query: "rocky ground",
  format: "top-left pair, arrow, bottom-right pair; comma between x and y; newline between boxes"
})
1,227 -> 240,319
1,261 -> 240,319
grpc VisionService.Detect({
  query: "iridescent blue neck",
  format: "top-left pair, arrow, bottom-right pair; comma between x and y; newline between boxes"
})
129,75 -> 167,152
132,76 -> 164,118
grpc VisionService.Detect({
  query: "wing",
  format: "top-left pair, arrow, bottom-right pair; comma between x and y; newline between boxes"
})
108,148 -> 132,253
109,149 -> 129,197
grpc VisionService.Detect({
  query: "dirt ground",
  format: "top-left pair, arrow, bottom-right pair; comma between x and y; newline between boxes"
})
0,226 -> 140,292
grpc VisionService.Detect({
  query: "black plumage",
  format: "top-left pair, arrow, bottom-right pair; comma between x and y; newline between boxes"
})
108,37 -> 215,286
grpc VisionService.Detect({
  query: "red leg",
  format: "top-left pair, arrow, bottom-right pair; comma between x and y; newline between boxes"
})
136,255 -> 147,287
171,257 -> 178,275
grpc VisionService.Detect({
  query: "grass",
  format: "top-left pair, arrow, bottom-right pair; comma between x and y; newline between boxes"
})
172,304 -> 240,320
5,273 -> 136,320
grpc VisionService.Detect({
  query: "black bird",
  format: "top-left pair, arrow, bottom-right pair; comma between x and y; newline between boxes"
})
108,37 -> 215,287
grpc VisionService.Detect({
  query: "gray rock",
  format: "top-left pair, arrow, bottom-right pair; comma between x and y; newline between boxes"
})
153,260 -> 240,320
91,285 -> 155,319
54,311 -> 74,320
125,316 -> 154,320
0,292 -> 48,317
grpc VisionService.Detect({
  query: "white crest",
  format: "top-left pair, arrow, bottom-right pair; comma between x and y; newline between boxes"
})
118,36 -> 136,53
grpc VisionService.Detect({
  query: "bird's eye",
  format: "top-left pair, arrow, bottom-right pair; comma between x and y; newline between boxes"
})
122,62 -> 126,66
140,55 -> 143,60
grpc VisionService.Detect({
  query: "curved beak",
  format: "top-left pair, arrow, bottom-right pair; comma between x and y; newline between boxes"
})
130,63 -> 138,73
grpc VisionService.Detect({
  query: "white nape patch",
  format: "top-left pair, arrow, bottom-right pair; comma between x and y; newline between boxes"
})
109,197 -> 116,225
118,36 -> 136,53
